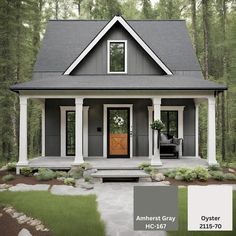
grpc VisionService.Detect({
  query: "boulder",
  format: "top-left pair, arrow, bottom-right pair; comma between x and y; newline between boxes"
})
0,183 -> 12,189
12,212 -> 24,218
161,181 -> 171,185
228,168 -> 236,173
152,173 -> 165,182
0,166 -> 7,171
83,169 -> 97,178
28,219 -> 41,226
18,228 -> 32,236
80,183 -> 94,190
35,224 -> 45,231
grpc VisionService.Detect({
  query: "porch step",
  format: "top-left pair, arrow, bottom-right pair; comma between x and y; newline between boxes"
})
95,166 -> 139,170
91,170 -> 150,178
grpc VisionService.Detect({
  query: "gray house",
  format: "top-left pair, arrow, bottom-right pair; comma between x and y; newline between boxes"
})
11,16 -> 226,173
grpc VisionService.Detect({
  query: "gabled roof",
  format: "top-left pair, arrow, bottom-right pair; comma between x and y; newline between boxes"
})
33,19 -> 201,73
63,16 -> 172,75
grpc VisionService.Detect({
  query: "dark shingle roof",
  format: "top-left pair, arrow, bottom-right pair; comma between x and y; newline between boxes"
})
10,75 -> 227,91
34,20 -> 201,72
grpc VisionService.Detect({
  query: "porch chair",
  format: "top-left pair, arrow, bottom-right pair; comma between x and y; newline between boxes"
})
160,133 -> 183,159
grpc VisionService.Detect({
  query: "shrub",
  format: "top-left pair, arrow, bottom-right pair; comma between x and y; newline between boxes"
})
20,167 -> 33,177
138,162 -> 151,170
64,177 -> 75,186
36,168 -> 56,181
84,176 -> 93,183
164,169 -> 177,178
143,166 -> 154,174
223,173 -> 236,180
194,166 -> 209,181
183,170 -> 197,182
175,175 -> 184,181
209,171 -> 224,181
208,165 -> 222,171
55,171 -> 68,178
79,163 -> 92,170
6,162 -> 17,171
68,167 -> 84,179
2,174 -> 15,182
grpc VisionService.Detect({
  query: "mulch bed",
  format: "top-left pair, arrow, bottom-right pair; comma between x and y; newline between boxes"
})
0,170 -> 64,186
0,209 -> 52,236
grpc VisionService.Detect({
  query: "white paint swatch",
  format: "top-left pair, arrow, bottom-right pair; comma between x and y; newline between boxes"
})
188,186 -> 232,231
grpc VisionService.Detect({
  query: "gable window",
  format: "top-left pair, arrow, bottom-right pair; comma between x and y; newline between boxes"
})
107,40 -> 127,73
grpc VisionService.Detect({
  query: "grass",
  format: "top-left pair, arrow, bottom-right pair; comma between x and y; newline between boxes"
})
0,191 -> 105,236
168,188 -> 236,236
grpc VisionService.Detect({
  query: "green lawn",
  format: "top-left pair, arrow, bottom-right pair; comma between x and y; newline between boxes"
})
0,191 -> 105,236
169,188 -> 236,236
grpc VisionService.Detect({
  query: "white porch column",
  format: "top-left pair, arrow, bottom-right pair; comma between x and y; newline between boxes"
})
151,97 -> 162,166
148,106 -> 153,158
73,97 -> 84,165
17,96 -> 29,174
41,99 -> 45,157
83,106 -> 89,157
207,96 -> 218,165
195,101 -> 199,158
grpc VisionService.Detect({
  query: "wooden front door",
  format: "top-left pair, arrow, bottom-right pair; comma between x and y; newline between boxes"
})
107,108 -> 130,158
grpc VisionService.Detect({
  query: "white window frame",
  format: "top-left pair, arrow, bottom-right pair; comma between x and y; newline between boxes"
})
148,106 -> 185,158
60,106 -> 89,157
107,40 -> 127,74
103,104 -> 133,158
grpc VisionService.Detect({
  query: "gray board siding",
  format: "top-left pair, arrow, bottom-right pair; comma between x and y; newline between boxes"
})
45,98 -> 195,157
33,20 -> 201,72
71,23 -> 165,75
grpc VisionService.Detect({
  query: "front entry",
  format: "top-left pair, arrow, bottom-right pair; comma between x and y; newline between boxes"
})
107,108 -> 130,158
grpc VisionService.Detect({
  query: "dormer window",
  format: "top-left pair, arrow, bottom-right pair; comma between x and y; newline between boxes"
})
107,40 -> 127,73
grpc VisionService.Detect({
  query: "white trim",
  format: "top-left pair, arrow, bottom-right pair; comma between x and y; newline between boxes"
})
107,40 -> 127,74
207,96 -> 217,165
41,100 -> 45,157
151,97 -> 162,166
103,104 -> 133,158
148,106 -> 153,158
17,96 -> 29,174
148,105 -> 185,158
83,106 -> 89,157
63,16 -> 172,75
195,102 -> 199,158
74,97 -> 84,164
60,105 -> 89,157
20,91 -> 215,99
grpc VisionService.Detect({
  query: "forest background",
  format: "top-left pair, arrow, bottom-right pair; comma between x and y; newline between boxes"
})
0,0 -> 235,163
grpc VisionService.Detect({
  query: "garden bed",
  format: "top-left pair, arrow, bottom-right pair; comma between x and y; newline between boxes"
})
0,170 -> 64,186
166,177 -> 236,186
0,209 -> 52,236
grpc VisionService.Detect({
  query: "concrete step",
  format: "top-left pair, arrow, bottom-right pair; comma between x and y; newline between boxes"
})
95,166 -> 139,170
91,170 -> 150,178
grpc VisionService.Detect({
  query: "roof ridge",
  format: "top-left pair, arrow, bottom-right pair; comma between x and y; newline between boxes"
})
48,19 -> 185,22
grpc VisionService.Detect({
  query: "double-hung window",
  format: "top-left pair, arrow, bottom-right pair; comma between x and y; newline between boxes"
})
107,40 -> 127,73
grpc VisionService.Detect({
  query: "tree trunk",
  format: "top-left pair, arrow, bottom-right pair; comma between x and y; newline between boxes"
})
190,0 -> 198,55
202,0 -> 209,80
55,0 -> 59,19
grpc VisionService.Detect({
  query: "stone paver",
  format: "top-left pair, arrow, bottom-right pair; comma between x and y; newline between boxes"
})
50,185 -> 95,196
9,184 -> 50,192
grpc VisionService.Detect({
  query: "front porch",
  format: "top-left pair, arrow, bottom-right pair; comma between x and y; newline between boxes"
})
28,156 -> 208,170
16,90 -> 219,174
